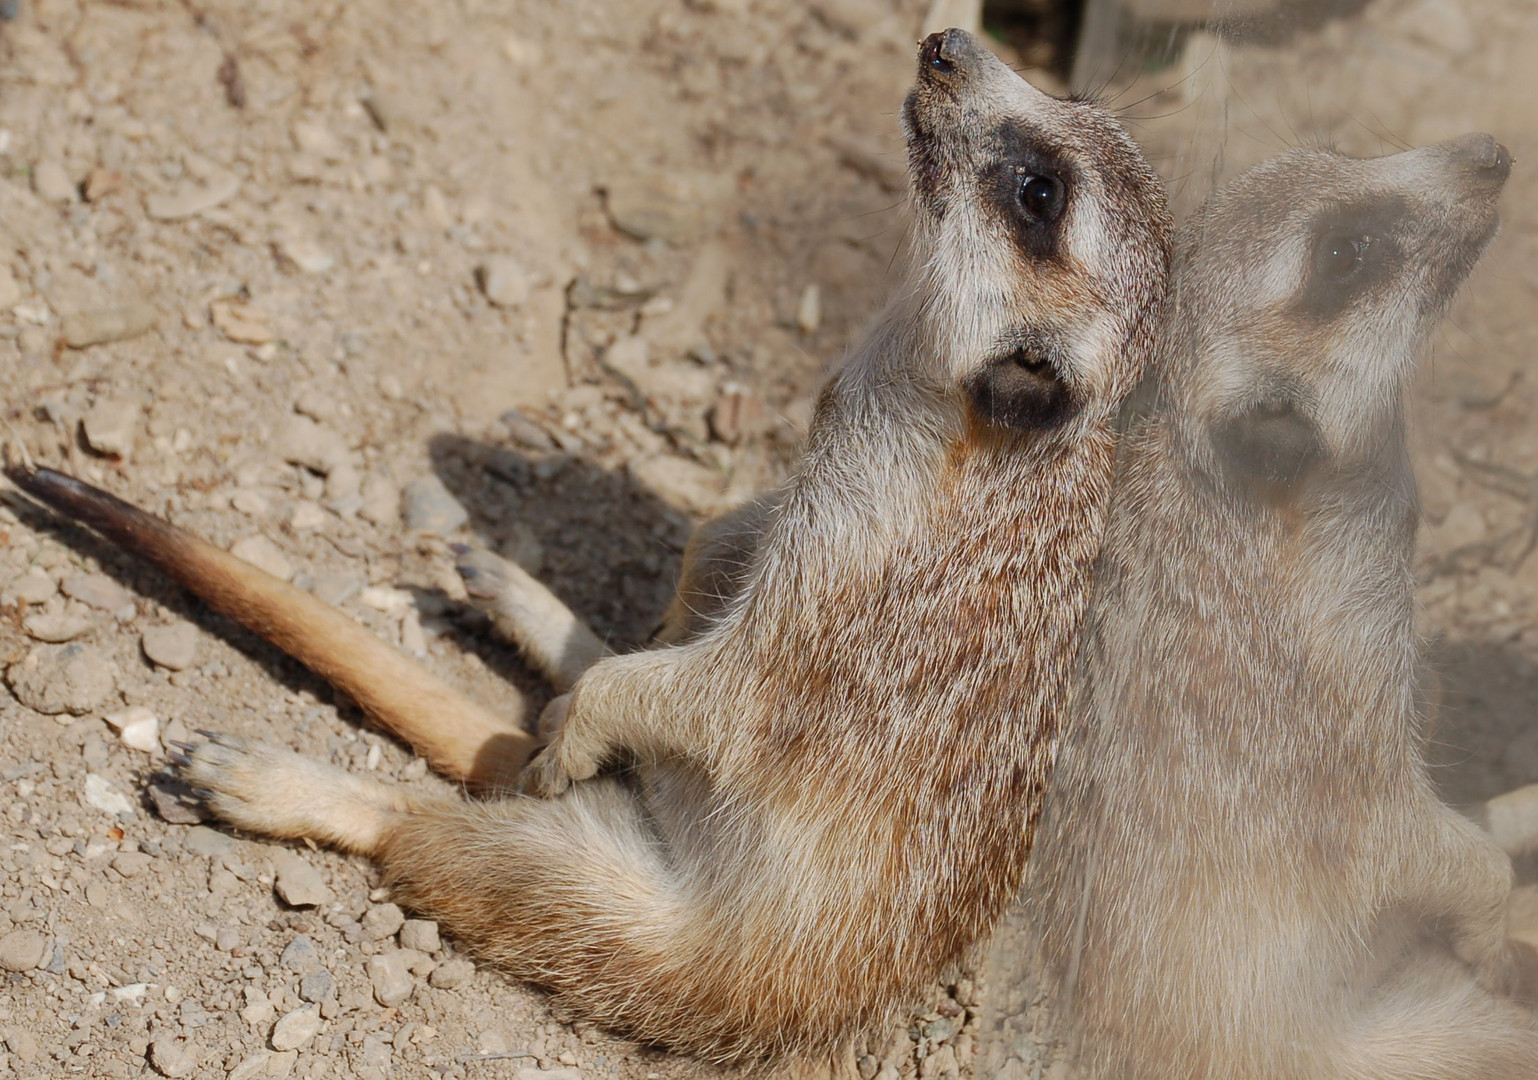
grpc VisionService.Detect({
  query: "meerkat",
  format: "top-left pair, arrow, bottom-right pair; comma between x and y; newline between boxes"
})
7,30 -> 1171,1062
1021,133 -> 1536,1079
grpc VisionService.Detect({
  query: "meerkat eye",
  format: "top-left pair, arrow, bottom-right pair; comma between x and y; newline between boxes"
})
1018,172 -> 1065,222
1314,230 -> 1369,282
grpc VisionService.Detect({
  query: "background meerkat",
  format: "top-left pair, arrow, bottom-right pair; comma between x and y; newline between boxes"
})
1022,133 -> 1535,1079
7,30 -> 1171,1064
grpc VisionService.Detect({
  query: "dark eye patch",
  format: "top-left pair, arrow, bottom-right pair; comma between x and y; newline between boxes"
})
982,122 -> 1076,264
1296,196 -> 1409,319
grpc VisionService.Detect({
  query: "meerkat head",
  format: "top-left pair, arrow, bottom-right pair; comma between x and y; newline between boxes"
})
1169,134 -> 1510,491
899,29 -> 1171,439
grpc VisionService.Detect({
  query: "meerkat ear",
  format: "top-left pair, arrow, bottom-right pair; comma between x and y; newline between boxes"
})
964,349 -> 1077,431
1210,399 -> 1326,490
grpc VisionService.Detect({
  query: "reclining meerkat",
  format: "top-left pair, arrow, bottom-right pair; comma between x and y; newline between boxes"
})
7,30 -> 1172,1062
1023,133 -> 1536,1079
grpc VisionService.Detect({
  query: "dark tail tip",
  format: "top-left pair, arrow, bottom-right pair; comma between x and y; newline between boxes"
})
4,463 -> 173,552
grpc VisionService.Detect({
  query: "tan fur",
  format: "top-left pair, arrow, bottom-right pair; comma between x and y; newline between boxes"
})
7,31 -> 1171,1063
1024,134 -> 1537,1079
2,468 -> 537,789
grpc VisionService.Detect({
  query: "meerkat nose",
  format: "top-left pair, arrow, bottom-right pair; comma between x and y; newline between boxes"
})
1449,132 -> 1512,190
919,31 -> 952,74
919,28 -> 972,77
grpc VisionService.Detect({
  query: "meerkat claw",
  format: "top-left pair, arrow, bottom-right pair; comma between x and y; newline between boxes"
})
515,746 -> 572,799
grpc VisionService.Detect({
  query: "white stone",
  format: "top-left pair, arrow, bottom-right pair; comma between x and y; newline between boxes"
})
83,773 -> 136,817
269,1006 -> 321,1051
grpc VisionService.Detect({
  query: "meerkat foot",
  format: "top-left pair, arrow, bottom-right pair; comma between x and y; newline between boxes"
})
452,545 -> 607,692
175,732 -> 406,854
516,723 -> 601,798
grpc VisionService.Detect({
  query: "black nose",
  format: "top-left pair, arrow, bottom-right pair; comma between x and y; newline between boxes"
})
919,28 -> 969,77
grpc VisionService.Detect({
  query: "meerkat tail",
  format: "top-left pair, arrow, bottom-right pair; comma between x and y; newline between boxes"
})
6,465 -> 536,787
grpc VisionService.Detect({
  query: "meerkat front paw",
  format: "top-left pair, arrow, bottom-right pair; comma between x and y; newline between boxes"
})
517,710 -> 601,798
170,732 -> 401,854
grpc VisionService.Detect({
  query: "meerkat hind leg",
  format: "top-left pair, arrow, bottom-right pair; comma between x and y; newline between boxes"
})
176,733 -> 415,855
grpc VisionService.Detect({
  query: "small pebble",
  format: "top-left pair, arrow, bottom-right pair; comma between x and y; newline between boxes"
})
230,489 -> 269,516
230,535 -> 294,581
83,773 -> 136,816
400,475 -> 468,534
477,255 -> 530,309
81,397 -> 141,454
147,1035 -> 198,1078
119,711 -> 160,752
65,306 -> 158,350
215,926 -> 240,951
62,573 -> 133,611
272,850 -> 334,907
22,612 -> 93,643
279,236 -> 334,275
795,283 -> 822,335
280,935 -> 322,976
269,1006 -> 322,1051
367,950 -> 415,1007
148,782 -> 204,824
427,957 -> 473,990
299,969 -> 335,1003
227,1052 -> 278,1080
310,573 -> 362,606
148,173 -> 240,221
183,825 -> 234,858
32,159 -> 75,202
359,473 -> 399,526
113,850 -> 153,877
3,1027 -> 39,1063
7,569 -> 58,605
7,643 -> 117,715
82,166 -> 123,202
362,902 -> 405,941
240,988 -> 275,1027
141,622 -> 199,670
0,929 -> 48,972
278,415 -> 349,475
398,919 -> 440,953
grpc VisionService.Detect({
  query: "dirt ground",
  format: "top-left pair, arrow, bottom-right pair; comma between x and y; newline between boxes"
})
0,0 -> 1532,1078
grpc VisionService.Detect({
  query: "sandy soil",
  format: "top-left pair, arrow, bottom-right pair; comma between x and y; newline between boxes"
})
0,0 -> 1532,1078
